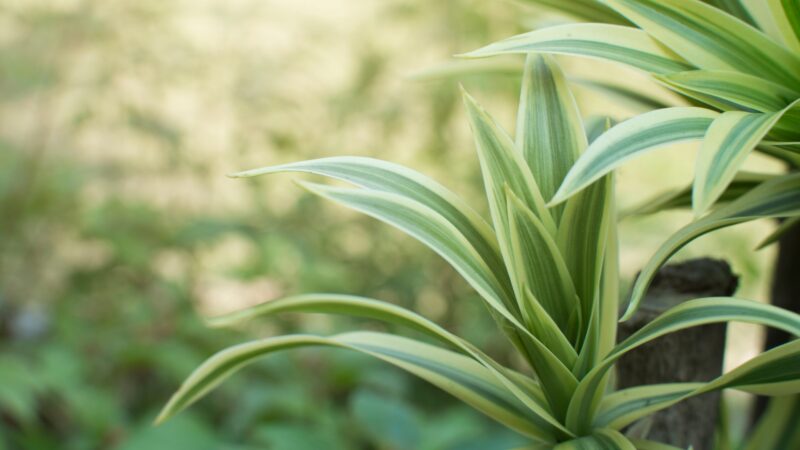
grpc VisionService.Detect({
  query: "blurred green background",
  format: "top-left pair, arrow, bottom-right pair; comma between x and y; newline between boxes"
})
0,1 -> 784,449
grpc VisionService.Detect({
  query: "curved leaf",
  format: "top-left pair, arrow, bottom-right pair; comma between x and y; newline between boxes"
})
594,340 -> 800,429
692,109 -> 785,216
625,172 -> 800,319
298,181 -> 518,322
462,89 -> 555,235
157,332 -> 554,441
553,428 -> 636,450
656,70 -> 800,113
602,0 -> 800,87
550,107 -> 718,206
207,293 -> 571,437
462,23 -> 692,75
515,54 -> 586,221
229,156 -> 506,290
622,171 -> 773,217
566,296 -> 800,433
745,0 -> 800,53
506,188 -> 580,340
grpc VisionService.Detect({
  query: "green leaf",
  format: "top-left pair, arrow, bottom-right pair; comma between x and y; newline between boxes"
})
505,188 -> 580,340
550,106 -> 718,205
461,23 -> 692,75
625,173 -> 800,319
207,293 -> 570,439
692,110 -> 785,216
743,395 -> 800,450
553,428 -> 636,450
567,296 -> 800,433
756,216 -> 800,250
462,88 -> 555,236
558,175 -> 614,343
594,340 -> 800,429
515,54 -> 586,222
622,171 -> 773,217
745,0 -> 800,53
705,0 -> 757,26
594,383 -> 702,429
602,0 -> 800,87
297,181 -> 519,325
156,332 -> 553,441
229,156 -> 506,293
656,70 -> 800,113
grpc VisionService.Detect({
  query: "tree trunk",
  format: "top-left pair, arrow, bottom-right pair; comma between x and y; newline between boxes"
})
617,258 -> 738,450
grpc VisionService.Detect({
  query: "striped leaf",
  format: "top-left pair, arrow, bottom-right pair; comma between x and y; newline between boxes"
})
692,110 -> 784,216
558,174 -> 613,349
757,216 -> 800,250
595,383 -> 703,429
297,181 -> 522,326
461,23 -> 692,75
706,0 -> 757,26
553,428 -> 636,450
506,188 -> 580,344
156,332 -> 553,441
656,70 -> 800,113
594,340 -> 800,429
550,107 -> 718,206
462,89 -> 555,236
622,171 -> 773,217
625,173 -> 800,319
515,54 -> 586,222
229,156 -> 507,293
602,0 -> 800,87
207,293 -> 571,437
745,0 -> 800,53
567,296 -> 800,433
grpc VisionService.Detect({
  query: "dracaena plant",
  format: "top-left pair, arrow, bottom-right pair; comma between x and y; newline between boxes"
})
464,0 -> 800,318
156,54 -> 800,449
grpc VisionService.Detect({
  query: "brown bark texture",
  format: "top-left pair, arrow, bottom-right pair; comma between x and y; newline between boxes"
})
616,258 -> 738,450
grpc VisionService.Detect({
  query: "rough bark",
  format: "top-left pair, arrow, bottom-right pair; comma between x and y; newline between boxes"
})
617,258 -> 738,450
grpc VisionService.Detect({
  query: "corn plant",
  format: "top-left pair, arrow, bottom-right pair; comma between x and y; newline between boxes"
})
154,54 -> 800,449
464,0 -> 800,316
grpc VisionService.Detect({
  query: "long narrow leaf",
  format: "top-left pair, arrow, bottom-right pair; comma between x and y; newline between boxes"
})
567,296 -> 800,433
506,189 -> 580,337
157,332 -> 554,440
550,107 -> 718,205
692,110 -> 784,215
742,394 -> 800,450
745,0 -> 800,53
207,293 -> 571,437
229,156 -> 507,292
594,340 -> 800,429
552,429 -> 636,450
462,89 -> 556,235
625,173 -> 800,319
602,0 -> 800,87
622,171 -> 773,217
656,70 -> 800,113
515,54 -> 586,222
461,23 -> 692,75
